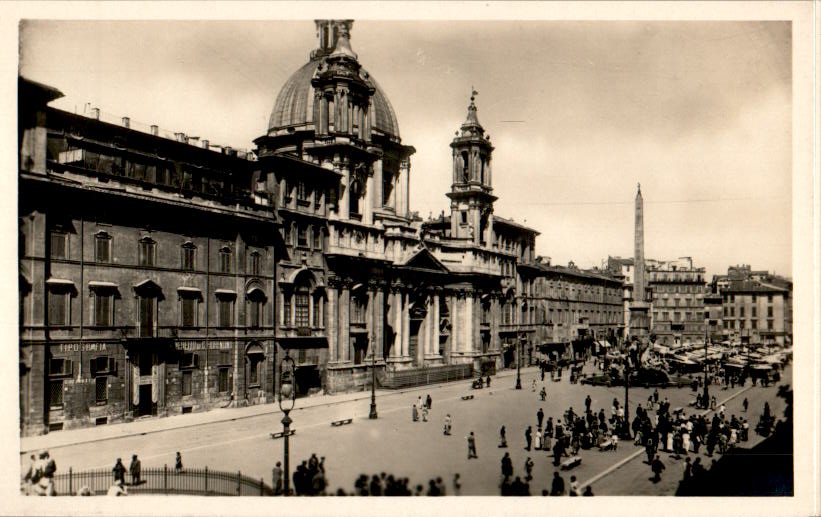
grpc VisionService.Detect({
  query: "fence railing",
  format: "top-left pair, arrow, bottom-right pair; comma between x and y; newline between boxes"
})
378,364 -> 473,389
49,466 -> 274,496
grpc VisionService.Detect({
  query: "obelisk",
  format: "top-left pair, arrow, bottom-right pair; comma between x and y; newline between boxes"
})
629,183 -> 649,339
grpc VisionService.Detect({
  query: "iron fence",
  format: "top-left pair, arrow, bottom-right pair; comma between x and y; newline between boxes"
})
379,363 -> 473,389
48,466 -> 274,496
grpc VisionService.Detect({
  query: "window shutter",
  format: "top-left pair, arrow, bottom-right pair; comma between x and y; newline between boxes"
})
193,353 -> 200,368
65,359 -> 74,376
108,357 -> 117,373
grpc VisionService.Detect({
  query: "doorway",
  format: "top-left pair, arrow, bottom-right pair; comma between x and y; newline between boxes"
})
409,320 -> 421,366
138,385 -> 153,417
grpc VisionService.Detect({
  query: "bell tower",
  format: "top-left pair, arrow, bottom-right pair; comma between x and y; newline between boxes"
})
447,91 -> 497,245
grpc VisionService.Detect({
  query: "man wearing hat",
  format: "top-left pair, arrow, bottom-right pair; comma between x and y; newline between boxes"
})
129,454 -> 141,486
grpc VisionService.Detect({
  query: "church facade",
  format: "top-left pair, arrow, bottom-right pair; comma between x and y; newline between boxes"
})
257,20 -> 540,394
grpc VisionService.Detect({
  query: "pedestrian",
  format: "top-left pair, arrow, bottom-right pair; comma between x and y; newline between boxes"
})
535,428 -> 543,451
36,451 -> 56,496
106,478 -> 127,497
22,453 -> 36,495
537,408 -> 545,429
532,379 -> 537,392
653,388 -> 659,404
112,458 -> 126,485
444,414 -> 452,435
436,476 -> 447,496
543,426 -> 553,452
651,455 -> 665,483
412,403 -> 419,422
467,432 -> 478,459
175,452 -> 183,473
540,386 -> 547,401
569,475 -> 579,496
710,396 -> 716,410
545,416 -> 554,438
551,471 -> 565,496
645,437 -> 655,464
273,461 -> 283,495
129,454 -> 141,486
501,452 -> 513,482
743,398 -> 748,412
499,425 -> 508,448
486,375 -> 491,388
525,426 -> 532,451
582,485 -> 594,496
426,394 -> 432,410
541,368 -> 545,381
453,473 -> 461,495
682,457 -> 692,482
585,395 -> 592,414
524,457 -> 534,482
418,395 -> 423,409
422,405 -> 429,422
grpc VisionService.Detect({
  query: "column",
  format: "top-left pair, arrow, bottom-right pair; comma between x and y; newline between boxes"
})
338,158 -> 350,219
392,290 -> 402,359
402,292 -> 410,358
374,289 -> 384,359
451,295 -> 459,357
464,295 -> 474,353
366,290 -> 374,358
432,294 -> 440,356
327,288 -> 338,363
340,286 -> 350,362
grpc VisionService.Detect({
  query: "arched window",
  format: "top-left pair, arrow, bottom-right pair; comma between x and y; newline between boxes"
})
461,151 -> 469,182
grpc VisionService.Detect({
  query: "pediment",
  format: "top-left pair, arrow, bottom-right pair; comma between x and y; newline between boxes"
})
402,248 -> 449,274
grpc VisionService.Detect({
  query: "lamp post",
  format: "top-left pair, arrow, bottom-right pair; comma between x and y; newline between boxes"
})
703,321 -> 713,409
369,339 -> 378,419
278,355 -> 296,496
621,336 -> 631,440
515,334 -> 522,389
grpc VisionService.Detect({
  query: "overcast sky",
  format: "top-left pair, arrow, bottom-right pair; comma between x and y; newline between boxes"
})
19,20 -> 792,279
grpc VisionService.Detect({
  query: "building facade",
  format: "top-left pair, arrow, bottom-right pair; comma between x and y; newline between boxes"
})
711,265 -> 792,346
647,257 -> 707,345
532,258 -> 624,360
19,78 -> 278,436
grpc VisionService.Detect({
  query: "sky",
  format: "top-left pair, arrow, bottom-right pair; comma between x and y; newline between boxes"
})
18,19 -> 793,280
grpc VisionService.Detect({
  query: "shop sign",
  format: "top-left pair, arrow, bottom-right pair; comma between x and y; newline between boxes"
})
57,342 -> 109,353
175,340 -> 234,351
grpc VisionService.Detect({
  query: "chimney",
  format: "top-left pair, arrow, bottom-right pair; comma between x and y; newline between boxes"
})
150,125 -> 158,136
223,146 -> 232,155
121,116 -> 130,128
91,107 -> 100,120
201,139 -> 209,149
175,133 -> 187,143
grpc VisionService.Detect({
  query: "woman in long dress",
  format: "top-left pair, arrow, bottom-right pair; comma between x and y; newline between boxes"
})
535,429 -> 543,450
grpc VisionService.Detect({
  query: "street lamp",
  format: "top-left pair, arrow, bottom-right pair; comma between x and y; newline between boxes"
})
621,336 -> 631,440
278,355 -> 296,496
703,321 -> 715,409
515,334 -> 522,389
369,339 -> 378,419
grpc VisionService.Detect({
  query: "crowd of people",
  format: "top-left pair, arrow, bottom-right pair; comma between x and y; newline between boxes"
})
21,450 -> 57,496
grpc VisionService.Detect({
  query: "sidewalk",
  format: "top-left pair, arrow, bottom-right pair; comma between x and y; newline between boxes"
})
21,366 -> 535,454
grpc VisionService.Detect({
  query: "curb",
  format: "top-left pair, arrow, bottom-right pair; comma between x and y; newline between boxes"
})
578,384 -> 754,490
22,367 -> 537,454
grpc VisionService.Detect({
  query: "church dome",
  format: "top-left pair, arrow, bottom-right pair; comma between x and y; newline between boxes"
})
267,57 -> 401,141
